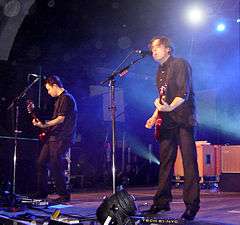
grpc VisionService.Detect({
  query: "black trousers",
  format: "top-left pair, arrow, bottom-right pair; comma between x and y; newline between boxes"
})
36,140 -> 70,196
153,126 -> 200,211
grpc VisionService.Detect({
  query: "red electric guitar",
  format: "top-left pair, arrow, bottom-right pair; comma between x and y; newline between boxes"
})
26,100 -> 49,143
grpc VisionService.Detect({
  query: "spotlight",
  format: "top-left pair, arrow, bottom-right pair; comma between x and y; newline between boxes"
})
237,18 -> 240,23
216,23 -> 226,32
96,190 -> 136,225
186,7 -> 205,25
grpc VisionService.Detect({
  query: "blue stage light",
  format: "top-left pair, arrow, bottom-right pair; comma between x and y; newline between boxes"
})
216,23 -> 225,32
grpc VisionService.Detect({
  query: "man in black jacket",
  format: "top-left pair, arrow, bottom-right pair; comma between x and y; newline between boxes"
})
32,75 -> 78,203
145,36 -> 200,220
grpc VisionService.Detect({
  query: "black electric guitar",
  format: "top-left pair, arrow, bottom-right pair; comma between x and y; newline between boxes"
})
26,100 -> 49,143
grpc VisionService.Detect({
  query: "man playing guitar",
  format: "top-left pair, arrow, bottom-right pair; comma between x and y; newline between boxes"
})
145,36 -> 200,221
31,75 -> 78,203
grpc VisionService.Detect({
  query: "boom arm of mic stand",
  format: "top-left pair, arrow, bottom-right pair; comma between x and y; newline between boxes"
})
100,55 -> 145,85
7,77 -> 41,110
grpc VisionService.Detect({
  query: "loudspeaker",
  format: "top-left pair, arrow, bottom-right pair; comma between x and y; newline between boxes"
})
221,145 -> 240,173
174,143 -> 216,182
96,190 -> 136,225
219,173 -> 240,192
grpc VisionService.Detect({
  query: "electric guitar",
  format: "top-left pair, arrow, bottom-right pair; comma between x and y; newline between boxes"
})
26,100 -> 49,143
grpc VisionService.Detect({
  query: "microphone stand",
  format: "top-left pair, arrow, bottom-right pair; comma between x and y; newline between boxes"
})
101,55 -> 146,194
7,76 -> 41,195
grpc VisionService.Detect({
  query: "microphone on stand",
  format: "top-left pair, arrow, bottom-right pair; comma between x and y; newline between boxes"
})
27,74 -> 43,83
135,49 -> 152,57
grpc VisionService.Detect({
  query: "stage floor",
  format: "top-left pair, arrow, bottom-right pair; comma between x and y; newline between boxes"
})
1,186 -> 240,224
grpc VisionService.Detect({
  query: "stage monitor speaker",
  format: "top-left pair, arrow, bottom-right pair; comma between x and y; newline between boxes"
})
96,189 -> 136,225
219,173 -> 240,192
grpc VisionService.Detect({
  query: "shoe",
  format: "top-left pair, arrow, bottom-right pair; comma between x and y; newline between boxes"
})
181,208 -> 198,221
143,203 -> 170,214
52,194 -> 70,203
29,192 -> 48,199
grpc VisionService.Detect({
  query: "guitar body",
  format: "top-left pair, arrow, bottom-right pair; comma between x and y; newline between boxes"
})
26,100 -> 49,143
38,130 -> 49,143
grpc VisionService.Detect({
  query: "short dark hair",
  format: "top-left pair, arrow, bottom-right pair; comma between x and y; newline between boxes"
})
148,36 -> 173,54
44,75 -> 63,88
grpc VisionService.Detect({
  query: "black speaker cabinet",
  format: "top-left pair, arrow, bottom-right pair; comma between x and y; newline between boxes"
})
219,173 -> 240,192
0,137 -> 40,194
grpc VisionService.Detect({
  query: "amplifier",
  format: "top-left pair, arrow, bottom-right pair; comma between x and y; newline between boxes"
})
221,145 -> 240,173
174,142 -> 216,180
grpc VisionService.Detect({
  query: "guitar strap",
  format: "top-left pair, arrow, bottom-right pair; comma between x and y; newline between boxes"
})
156,63 -> 177,130
157,65 -> 168,103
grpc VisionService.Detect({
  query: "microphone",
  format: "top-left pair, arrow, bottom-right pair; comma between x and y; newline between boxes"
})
28,73 -> 41,78
135,49 -> 151,57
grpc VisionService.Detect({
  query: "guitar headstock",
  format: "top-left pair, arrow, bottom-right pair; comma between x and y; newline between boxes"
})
26,99 -> 35,114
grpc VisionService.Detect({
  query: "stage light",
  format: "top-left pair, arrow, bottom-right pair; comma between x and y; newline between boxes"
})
237,18 -> 240,23
127,135 -> 160,165
96,190 -> 136,225
186,7 -> 205,25
216,23 -> 226,32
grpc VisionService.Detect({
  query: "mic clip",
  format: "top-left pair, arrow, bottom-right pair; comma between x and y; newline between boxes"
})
135,49 -> 151,57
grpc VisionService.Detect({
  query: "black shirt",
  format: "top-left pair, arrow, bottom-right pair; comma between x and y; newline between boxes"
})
49,90 -> 78,143
156,56 -> 196,128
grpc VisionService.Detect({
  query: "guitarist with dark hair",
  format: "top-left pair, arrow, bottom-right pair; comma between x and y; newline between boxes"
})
30,75 -> 78,203
145,36 -> 200,221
